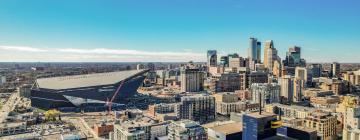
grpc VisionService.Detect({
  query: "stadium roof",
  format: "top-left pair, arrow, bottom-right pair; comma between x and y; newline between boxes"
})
35,69 -> 147,90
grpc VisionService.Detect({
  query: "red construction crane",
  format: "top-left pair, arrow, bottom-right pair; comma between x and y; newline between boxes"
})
107,80 -> 125,115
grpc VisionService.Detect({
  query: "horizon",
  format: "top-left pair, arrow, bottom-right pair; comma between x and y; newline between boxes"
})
0,0 -> 359,63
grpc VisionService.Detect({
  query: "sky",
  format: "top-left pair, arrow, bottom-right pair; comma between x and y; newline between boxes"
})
0,0 -> 359,62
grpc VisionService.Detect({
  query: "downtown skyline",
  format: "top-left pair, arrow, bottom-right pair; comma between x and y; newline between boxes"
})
0,0 -> 359,63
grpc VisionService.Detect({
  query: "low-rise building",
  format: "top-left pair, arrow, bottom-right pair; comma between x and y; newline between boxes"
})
0,123 -> 27,137
207,122 -> 243,140
112,116 -> 169,140
168,120 -> 207,140
94,122 -> 114,137
265,103 -> 315,119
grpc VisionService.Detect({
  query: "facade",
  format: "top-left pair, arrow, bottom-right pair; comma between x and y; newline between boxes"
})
280,75 -> 294,103
263,40 -> 278,72
250,83 -> 280,108
283,46 -> 303,67
213,92 -> 245,115
331,62 -> 340,78
220,56 -> 229,67
265,103 -> 315,119
247,71 -> 268,89
180,68 -> 204,92
31,69 -> 149,109
295,67 -> 308,82
207,50 -> 218,68
309,64 -> 322,78
336,95 -> 360,140
303,88 -> 333,98
293,79 -> 306,102
242,112 -> 278,140
235,90 -> 251,101
214,73 -> 241,92
148,103 -> 175,117
94,123 -> 114,137
0,123 -> 27,137
175,94 -> 216,124
112,116 -> 168,140
168,120 -> 207,140
272,60 -> 282,78
303,111 -> 337,140
248,38 -> 261,63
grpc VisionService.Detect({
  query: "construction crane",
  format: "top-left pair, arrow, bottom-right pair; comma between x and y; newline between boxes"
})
107,80 -> 125,115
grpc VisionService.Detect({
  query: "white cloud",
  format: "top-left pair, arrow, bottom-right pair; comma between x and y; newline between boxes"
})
0,45 -> 205,62
0,46 -> 48,52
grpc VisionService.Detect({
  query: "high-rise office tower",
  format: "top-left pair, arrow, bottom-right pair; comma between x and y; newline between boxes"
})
283,46 -> 305,67
280,75 -> 294,103
180,68 -> 204,92
175,94 -> 216,124
248,38 -> 261,63
220,56 -> 229,67
331,62 -> 340,78
207,50 -> 217,68
263,40 -> 278,71
308,64 -> 322,78
250,83 -> 280,108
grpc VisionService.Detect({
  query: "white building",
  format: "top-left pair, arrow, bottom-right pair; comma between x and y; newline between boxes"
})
250,83 -> 280,108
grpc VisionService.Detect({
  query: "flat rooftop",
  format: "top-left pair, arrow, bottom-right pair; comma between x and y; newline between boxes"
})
245,112 -> 276,119
35,69 -> 147,90
209,122 -> 242,135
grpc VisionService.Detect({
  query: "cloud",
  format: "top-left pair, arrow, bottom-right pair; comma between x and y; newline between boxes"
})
57,48 -> 203,56
0,46 -> 48,52
0,45 -> 205,62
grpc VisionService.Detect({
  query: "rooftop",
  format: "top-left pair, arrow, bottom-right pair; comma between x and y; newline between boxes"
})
35,69 -> 147,90
245,112 -> 276,119
209,122 -> 242,135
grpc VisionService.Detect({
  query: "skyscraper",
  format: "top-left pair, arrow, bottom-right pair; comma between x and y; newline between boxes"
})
175,94 -> 216,124
263,40 -> 278,71
248,38 -> 261,63
331,62 -> 340,78
180,68 -> 204,92
283,46 -> 305,67
207,50 -> 217,68
280,75 -> 294,103
308,64 -> 322,78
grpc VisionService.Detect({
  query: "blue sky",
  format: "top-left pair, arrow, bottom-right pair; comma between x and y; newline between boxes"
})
0,0 -> 359,62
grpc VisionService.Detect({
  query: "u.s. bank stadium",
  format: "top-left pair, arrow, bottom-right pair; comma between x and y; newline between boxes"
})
30,69 -> 149,110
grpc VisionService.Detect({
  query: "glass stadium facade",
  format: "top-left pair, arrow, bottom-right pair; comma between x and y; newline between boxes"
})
30,69 -> 149,110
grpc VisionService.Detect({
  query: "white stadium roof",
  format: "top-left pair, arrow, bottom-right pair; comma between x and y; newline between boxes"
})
35,69 -> 147,90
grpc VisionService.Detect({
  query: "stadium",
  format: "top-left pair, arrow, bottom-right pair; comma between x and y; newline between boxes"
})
30,69 -> 149,110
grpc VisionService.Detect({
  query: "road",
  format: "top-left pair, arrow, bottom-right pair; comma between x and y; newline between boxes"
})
0,91 -> 21,123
